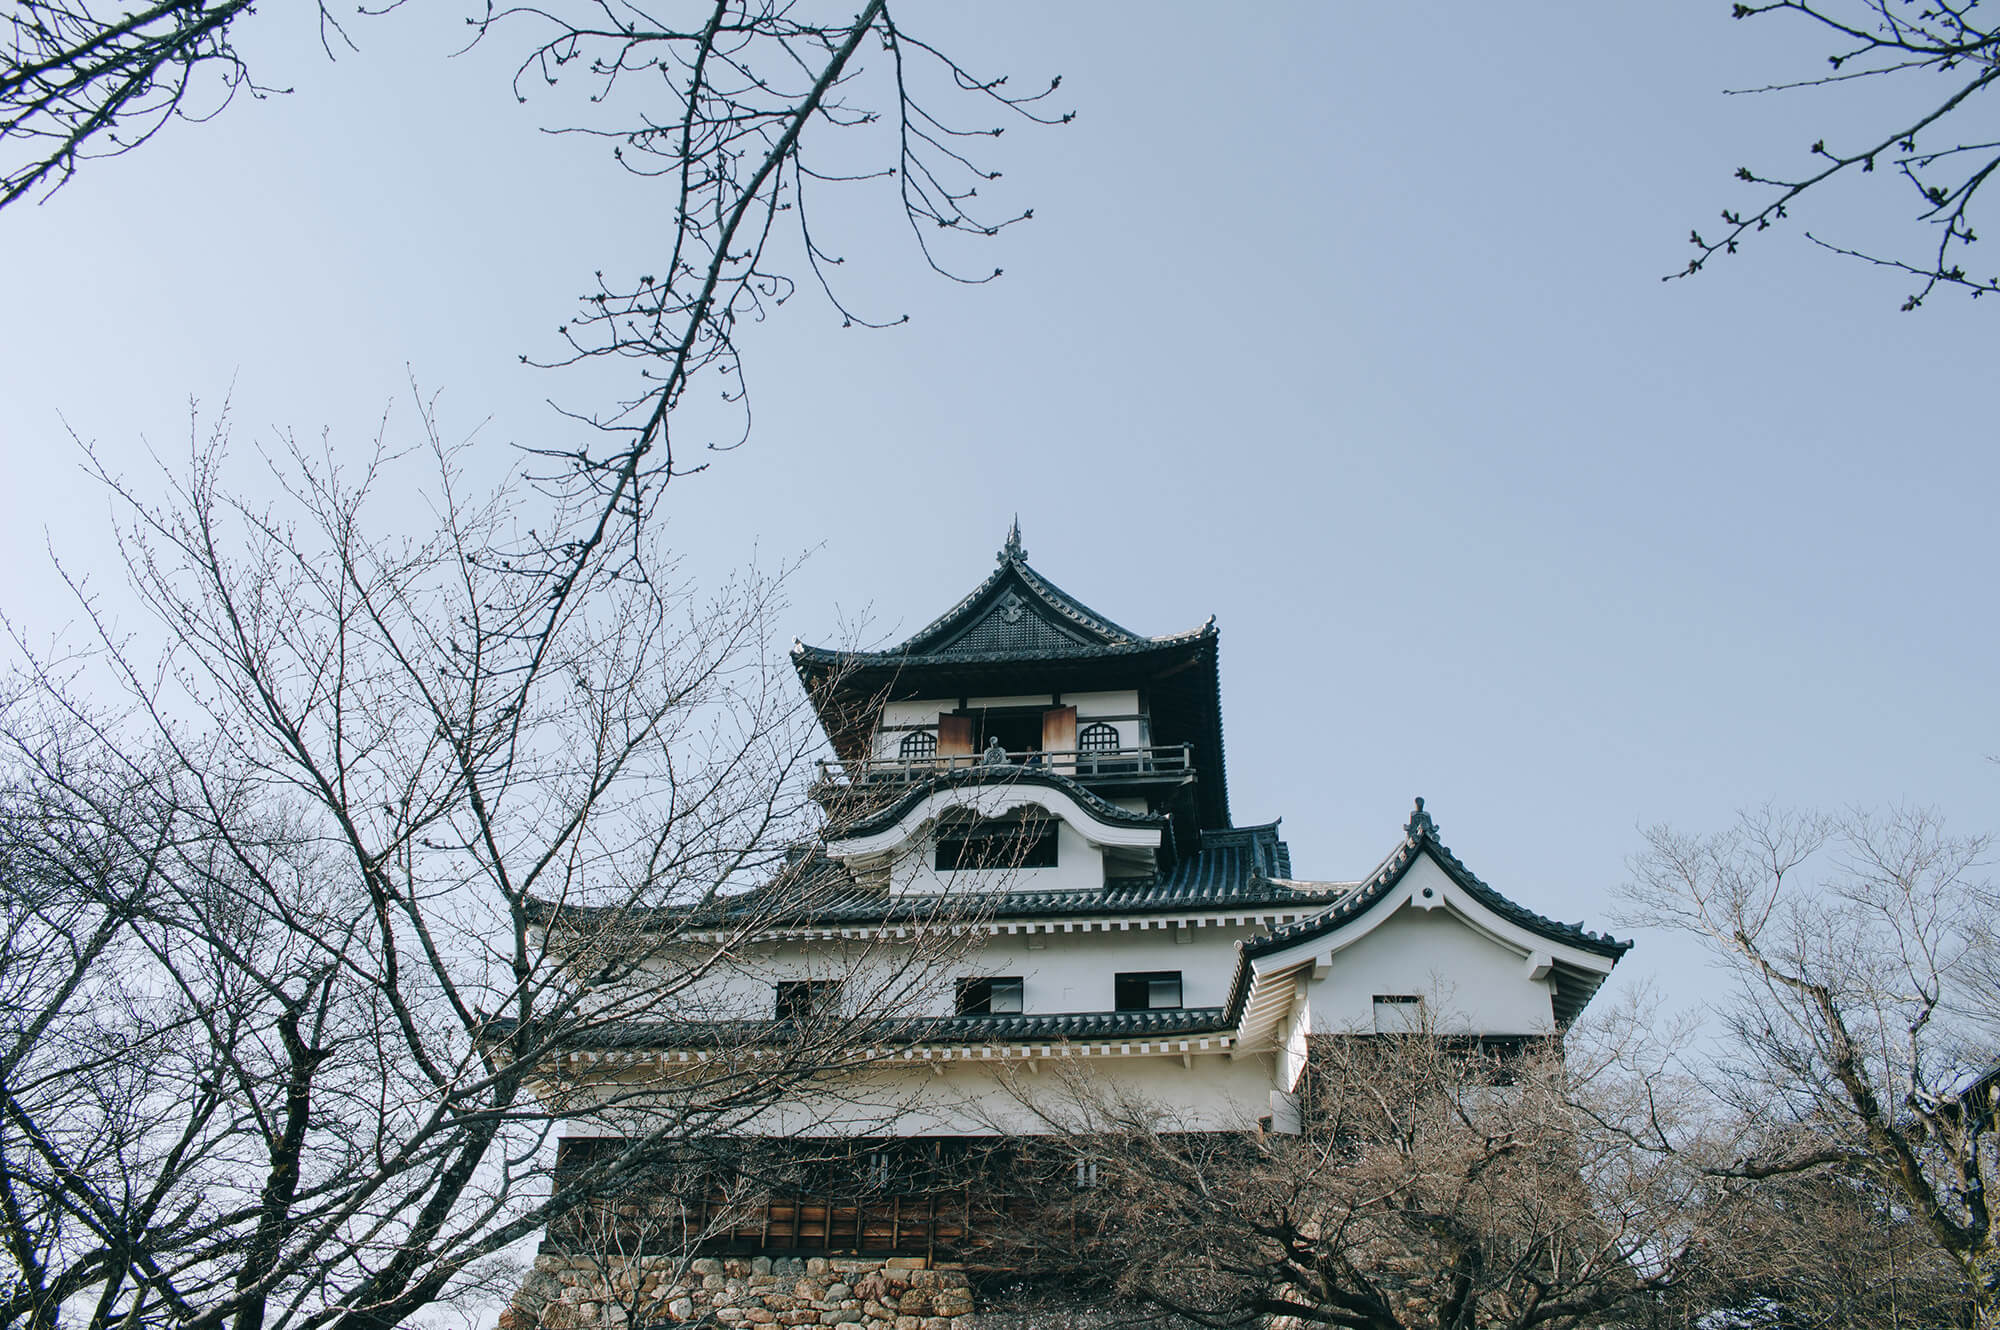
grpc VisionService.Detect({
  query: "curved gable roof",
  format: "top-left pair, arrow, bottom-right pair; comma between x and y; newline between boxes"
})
792,528 -> 1211,668
1241,799 -> 1630,964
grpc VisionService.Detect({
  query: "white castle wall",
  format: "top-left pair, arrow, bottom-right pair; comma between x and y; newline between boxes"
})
1302,857 -> 1557,1035
634,924 -> 1256,1024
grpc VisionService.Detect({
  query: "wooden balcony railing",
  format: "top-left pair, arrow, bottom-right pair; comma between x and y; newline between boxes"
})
817,743 -> 1193,787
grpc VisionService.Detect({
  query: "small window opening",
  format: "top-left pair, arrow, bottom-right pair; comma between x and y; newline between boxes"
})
1373,994 -> 1423,1034
1114,971 -> 1183,1011
957,976 -> 1025,1015
1073,1159 -> 1100,1189
864,1151 -> 891,1190
774,980 -> 841,1022
935,817 -> 1058,871
899,730 -> 937,761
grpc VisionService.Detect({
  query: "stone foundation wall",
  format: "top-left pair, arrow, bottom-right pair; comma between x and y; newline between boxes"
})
501,1254 -> 978,1330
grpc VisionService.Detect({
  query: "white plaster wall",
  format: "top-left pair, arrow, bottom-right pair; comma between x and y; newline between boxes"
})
875,699 -> 947,761
637,925 -> 1254,1023
1305,859 -> 1556,1035
870,692 -> 1142,760
880,699 -> 952,730
629,939 -> 942,1022
937,926 -> 1249,1012
570,1052 -> 1279,1138
1068,691 -> 1141,751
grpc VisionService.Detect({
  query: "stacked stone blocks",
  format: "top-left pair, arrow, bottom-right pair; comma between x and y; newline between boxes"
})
502,1254 -> 978,1329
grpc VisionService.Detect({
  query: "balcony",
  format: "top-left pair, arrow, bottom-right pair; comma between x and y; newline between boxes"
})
816,743 -> 1194,790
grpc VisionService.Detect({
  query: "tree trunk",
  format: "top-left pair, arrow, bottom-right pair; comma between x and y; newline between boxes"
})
1970,1239 -> 2000,1330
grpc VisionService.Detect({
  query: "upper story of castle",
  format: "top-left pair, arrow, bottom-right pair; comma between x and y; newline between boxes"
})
791,522 -> 1228,870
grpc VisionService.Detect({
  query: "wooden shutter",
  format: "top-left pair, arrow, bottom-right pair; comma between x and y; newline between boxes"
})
937,713 -> 973,761
1042,705 -> 1076,773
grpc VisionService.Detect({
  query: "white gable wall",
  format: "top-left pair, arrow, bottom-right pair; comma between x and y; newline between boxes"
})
1302,857 -> 1556,1035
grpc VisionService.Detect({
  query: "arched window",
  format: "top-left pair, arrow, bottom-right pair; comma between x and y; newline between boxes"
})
1078,722 -> 1121,753
900,730 -> 938,761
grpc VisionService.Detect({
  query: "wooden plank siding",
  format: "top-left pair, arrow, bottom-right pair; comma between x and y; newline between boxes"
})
545,1136 -> 1079,1261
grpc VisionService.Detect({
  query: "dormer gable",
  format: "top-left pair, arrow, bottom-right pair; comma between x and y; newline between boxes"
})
825,767 -> 1164,894
1227,800 -> 1632,1079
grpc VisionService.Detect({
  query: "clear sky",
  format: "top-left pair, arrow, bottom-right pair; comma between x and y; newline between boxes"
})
2,3 -> 1993,1012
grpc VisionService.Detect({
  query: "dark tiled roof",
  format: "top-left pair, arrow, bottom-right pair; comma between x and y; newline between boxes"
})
514,1007 -> 1234,1051
791,540 -> 1212,667
1197,822 -> 1292,880
831,767 -> 1166,840
898,541 -> 1144,653
529,823 -> 1320,931
1240,799 -> 1630,963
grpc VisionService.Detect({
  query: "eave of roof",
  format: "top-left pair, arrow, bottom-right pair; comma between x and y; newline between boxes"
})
506,1007 -> 1236,1053
790,622 -> 1216,673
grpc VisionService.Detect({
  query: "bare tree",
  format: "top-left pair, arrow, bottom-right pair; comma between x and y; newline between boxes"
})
4,0 -> 1062,525
479,0 -> 1066,621
1683,1163 -> 1972,1328
7,5 -> 1065,790
1626,807 -> 2000,1329
0,400 -> 963,1330
3,0 -> 273,209
977,1020 -> 1740,1330
1677,1 -> 2000,309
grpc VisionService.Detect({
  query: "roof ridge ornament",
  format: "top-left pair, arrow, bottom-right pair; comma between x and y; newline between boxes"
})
1001,515 -> 1026,563
1406,796 -> 1437,841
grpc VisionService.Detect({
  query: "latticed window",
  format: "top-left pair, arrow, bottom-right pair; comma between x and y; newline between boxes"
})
1078,722 -> 1120,753
899,730 -> 938,761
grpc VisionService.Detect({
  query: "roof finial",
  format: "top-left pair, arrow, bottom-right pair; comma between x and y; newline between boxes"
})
1406,796 -> 1436,840
1001,515 -> 1026,563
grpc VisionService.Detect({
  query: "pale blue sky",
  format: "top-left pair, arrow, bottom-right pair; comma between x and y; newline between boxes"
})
2,3 -> 1993,1007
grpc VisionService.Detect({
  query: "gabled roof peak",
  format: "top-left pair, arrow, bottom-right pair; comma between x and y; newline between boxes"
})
869,540 -> 1166,659
1243,800 -> 1632,966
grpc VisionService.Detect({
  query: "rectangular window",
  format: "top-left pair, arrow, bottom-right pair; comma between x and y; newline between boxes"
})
774,980 -> 841,1022
956,976 -> 1025,1015
1113,970 -> 1183,1011
934,819 -> 1058,871
1373,994 -> 1423,1034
